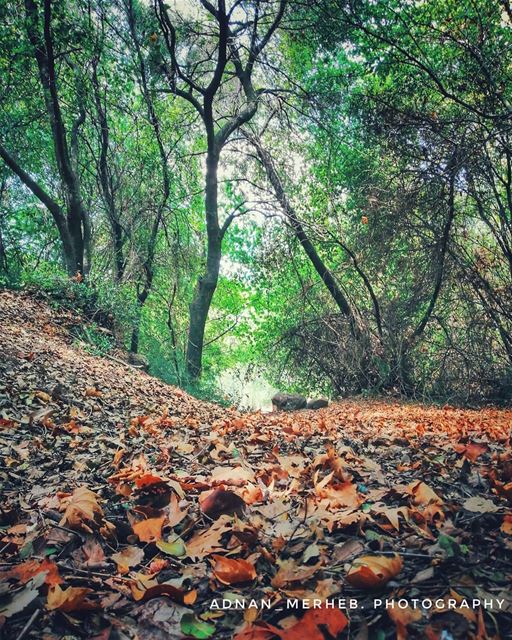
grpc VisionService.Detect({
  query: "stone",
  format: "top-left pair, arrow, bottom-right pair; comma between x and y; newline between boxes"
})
306,398 -> 329,410
271,392 -> 307,411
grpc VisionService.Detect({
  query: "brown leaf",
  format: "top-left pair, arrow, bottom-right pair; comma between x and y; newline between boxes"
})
112,546 -> 144,574
271,558 -> 322,588
346,554 -> 403,590
210,554 -> 256,585
59,486 -> 104,534
200,488 -> 246,519
132,516 -> 166,542
47,584 -> 98,612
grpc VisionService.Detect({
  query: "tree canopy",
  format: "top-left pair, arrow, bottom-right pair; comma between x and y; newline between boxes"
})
1,0 -> 512,403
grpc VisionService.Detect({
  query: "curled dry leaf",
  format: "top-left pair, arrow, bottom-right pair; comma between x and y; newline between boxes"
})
210,554 -> 257,585
501,514 -> 512,535
200,488 -> 246,519
453,442 -> 488,462
407,481 -> 443,506
186,514 -> 232,560
59,486 -> 105,534
346,554 -> 403,590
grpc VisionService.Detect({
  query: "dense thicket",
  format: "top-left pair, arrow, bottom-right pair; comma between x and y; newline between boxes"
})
1,0 -> 511,403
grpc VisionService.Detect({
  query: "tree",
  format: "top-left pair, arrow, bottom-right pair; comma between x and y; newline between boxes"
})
0,0 -> 91,275
153,0 -> 287,378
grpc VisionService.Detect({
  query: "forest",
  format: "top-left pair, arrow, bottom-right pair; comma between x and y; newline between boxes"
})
1,2 -> 512,639
1,0 -> 512,404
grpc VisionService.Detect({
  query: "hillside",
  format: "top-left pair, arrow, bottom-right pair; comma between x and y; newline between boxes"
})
0,290 -> 511,639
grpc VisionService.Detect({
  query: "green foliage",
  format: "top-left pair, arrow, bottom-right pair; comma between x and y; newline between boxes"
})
1,0 -> 512,405
72,323 -> 114,356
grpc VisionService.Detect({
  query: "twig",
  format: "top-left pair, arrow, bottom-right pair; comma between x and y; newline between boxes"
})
281,497 -> 308,554
15,608 -> 40,640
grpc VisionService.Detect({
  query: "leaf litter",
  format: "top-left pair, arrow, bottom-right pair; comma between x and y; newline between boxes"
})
0,290 -> 511,639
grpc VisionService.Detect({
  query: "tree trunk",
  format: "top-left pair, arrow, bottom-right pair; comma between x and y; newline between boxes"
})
130,290 -> 149,354
186,150 -> 221,378
23,0 -> 89,276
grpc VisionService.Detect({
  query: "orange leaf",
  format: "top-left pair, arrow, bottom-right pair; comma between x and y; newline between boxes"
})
135,473 -> 166,488
7,559 -> 62,586
47,585 -> 98,612
132,516 -> 165,542
210,554 -> 256,585
278,606 -> 348,640
234,622 -> 282,640
501,514 -> 512,535
346,554 -> 403,590
388,603 -> 422,640
407,481 -> 443,505
59,486 -> 104,534
131,581 -> 192,603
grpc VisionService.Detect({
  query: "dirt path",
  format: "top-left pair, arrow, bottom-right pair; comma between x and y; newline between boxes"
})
0,290 -> 511,639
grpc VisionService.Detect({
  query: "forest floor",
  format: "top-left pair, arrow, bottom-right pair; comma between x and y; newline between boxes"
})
0,289 -> 511,640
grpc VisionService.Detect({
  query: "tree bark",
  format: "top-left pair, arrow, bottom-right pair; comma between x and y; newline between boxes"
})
21,0 -> 89,275
0,143 -> 78,274
186,149 -> 222,378
249,135 -> 360,336
91,60 -> 124,281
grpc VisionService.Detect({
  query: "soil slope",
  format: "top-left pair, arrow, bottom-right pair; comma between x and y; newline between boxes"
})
0,290 -> 511,639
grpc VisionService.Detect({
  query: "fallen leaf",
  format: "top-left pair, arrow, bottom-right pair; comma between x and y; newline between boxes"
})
200,488 -> 246,519
388,603 -> 422,639
59,486 -> 104,534
210,554 -> 256,585
47,584 -> 98,612
112,546 -> 144,574
463,496 -> 500,513
346,554 -> 403,589
132,516 -> 166,542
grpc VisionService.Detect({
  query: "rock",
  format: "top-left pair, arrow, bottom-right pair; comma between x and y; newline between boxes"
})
306,398 -> 329,410
271,392 -> 307,411
128,352 -> 149,372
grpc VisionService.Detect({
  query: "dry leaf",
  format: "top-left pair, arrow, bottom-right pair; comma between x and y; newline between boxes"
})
346,554 -> 403,589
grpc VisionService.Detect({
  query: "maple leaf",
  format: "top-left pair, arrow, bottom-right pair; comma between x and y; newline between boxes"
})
132,515 -> 166,542
346,554 -> 403,589
210,554 -> 257,585
59,486 -> 104,534
47,585 -> 98,612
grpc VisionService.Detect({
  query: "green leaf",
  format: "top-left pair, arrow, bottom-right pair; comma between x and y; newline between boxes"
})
180,613 -> 216,639
156,537 -> 187,557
